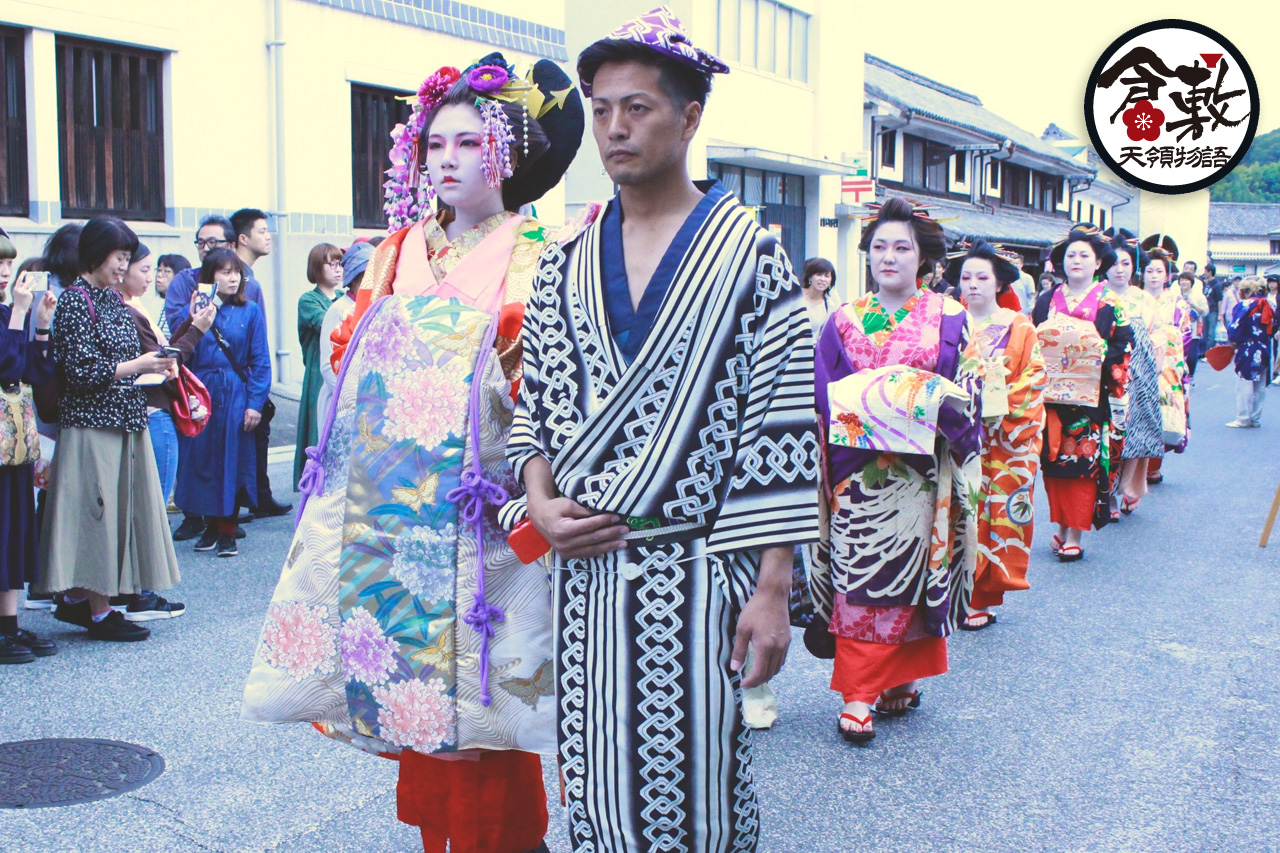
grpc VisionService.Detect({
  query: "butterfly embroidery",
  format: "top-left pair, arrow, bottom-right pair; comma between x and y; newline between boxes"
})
358,415 -> 390,452
392,474 -> 439,512
498,659 -> 554,710
354,716 -> 375,738
434,321 -> 486,355
409,628 -> 453,670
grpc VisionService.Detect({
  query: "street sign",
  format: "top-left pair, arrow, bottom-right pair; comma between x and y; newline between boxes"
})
846,151 -> 872,179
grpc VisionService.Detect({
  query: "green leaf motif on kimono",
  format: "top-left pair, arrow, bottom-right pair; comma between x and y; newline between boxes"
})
912,405 -> 926,420
375,589 -> 409,624
860,459 -> 888,489
919,480 -> 936,493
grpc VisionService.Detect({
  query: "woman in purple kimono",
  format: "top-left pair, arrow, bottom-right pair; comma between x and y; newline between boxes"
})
808,198 -> 982,743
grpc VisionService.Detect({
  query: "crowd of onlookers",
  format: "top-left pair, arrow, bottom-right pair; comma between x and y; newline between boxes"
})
1,208 -> 386,662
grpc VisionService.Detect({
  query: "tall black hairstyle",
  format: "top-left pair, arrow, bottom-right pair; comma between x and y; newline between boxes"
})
41,222 -> 82,286
79,217 -> 139,275
1049,223 -> 1116,282
157,253 -> 192,274
1144,247 -> 1175,280
801,257 -> 837,291
198,247 -> 249,305
858,197 -> 948,281
230,208 -> 268,244
578,39 -> 713,108
1104,228 -> 1148,282
943,240 -> 1019,289
419,54 -> 583,213
198,214 -> 236,244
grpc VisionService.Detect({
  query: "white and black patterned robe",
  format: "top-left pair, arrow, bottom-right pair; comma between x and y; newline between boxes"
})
506,182 -> 820,852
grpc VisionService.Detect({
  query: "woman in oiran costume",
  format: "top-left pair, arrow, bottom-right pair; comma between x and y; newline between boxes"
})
1033,224 -> 1133,562
1101,229 -> 1163,516
808,198 -> 983,743
1142,242 -> 1193,468
946,241 -> 1046,630
242,53 -> 584,853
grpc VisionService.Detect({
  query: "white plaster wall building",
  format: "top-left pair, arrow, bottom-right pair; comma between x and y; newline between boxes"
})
0,0 -> 567,387
863,55 -> 1097,277
1208,202 -> 1280,277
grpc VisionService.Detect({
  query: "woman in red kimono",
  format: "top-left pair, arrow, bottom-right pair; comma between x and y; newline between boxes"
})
1034,225 -> 1133,562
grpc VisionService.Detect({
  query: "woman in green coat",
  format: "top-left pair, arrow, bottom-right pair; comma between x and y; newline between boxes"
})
293,243 -> 341,487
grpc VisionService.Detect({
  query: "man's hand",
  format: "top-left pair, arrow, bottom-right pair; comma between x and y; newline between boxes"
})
731,546 -> 793,689
529,496 -> 629,560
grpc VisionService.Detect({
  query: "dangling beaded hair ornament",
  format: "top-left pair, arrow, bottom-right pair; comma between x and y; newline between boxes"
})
383,56 -> 539,232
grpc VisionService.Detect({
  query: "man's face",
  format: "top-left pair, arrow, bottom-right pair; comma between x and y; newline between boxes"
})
240,218 -> 272,257
195,224 -> 232,261
1182,261 -> 1196,276
589,61 -> 699,187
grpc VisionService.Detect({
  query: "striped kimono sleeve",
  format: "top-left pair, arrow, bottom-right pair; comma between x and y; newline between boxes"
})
705,237 -> 821,555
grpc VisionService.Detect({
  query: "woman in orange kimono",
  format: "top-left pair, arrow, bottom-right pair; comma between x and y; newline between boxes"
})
948,242 -> 1046,629
243,54 -> 583,853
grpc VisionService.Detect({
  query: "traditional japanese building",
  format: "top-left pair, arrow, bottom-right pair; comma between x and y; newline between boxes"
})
1208,202 -> 1280,277
862,55 -> 1098,274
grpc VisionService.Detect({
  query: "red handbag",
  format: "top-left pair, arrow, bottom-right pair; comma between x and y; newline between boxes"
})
170,366 -> 212,437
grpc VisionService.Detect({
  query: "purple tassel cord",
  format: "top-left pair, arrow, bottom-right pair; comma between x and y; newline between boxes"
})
446,316 -> 508,707
295,298 -> 391,522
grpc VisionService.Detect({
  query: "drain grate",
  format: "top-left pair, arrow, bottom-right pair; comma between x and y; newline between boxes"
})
0,738 -> 165,809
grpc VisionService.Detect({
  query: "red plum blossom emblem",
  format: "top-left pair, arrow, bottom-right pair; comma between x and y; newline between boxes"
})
1123,100 -> 1164,141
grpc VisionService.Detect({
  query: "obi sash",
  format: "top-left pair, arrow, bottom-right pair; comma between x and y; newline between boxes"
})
826,364 -> 969,456
1038,292 -> 1105,407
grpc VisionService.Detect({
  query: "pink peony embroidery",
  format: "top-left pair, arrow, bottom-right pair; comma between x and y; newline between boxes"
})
262,601 -> 337,681
372,677 -> 455,752
340,608 -> 398,686
383,359 -> 468,448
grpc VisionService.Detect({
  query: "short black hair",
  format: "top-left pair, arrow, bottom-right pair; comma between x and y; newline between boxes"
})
157,253 -> 192,273
231,208 -> 268,242
578,40 -> 713,108
79,217 -> 139,275
1183,259 -> 1198,270
198,214 -> 235,244
41,222 -> 82,286
1205,262 -> 1216,273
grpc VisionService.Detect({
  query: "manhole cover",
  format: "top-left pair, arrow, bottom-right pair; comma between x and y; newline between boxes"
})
0,738 -> 165,809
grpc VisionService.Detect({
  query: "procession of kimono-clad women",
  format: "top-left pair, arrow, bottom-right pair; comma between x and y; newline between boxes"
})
230,6 -> 1212,851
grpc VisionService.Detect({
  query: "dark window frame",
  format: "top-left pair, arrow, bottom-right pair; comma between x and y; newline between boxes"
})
954,152 -> 966,185
989,161 -> 999,189
56,35 -> 166,221
1001,163 -> 1030,209
881,130 -> 896,170
0,26 -> 29,217
901,133 -> 951,196
1272,238 -> 1280,255
351,82 -> 413,230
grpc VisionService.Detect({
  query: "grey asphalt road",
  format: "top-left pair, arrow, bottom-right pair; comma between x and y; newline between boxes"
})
1,368 -> 1277,852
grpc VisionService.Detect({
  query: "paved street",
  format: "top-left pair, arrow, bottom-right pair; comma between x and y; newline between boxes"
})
2,368 -> 1278,852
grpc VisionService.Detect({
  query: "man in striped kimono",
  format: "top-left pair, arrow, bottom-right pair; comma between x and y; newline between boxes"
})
504,8 -> 820,852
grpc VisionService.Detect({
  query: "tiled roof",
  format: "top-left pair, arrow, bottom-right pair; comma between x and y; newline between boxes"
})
1208,202 -> 1280,236
865,56 -> 1090,175
882,191 -> 1071,248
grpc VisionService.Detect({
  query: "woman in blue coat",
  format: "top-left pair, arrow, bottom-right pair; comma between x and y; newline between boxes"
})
173,248 -> 270,557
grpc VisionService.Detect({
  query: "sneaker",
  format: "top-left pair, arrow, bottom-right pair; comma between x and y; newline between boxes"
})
173,516 -> 206,541
53,597 -> 93,629
216,534 -> 238,558
0,633 -> 35,665
1225,420 -> 1251,428
255,498 -> 293,518
125,594 -> 186,622
194,528 -> 219,552
108,595 -> 130,612
86,610 -> 150,642
5,628 -> 57,657
22,591 -> 54,610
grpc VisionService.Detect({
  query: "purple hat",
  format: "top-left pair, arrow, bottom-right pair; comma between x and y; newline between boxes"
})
580,6 -> 729,97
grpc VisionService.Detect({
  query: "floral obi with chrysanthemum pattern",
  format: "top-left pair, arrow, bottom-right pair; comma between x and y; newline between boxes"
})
826,364 -> 968,457
1036,312 -> 1104,407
